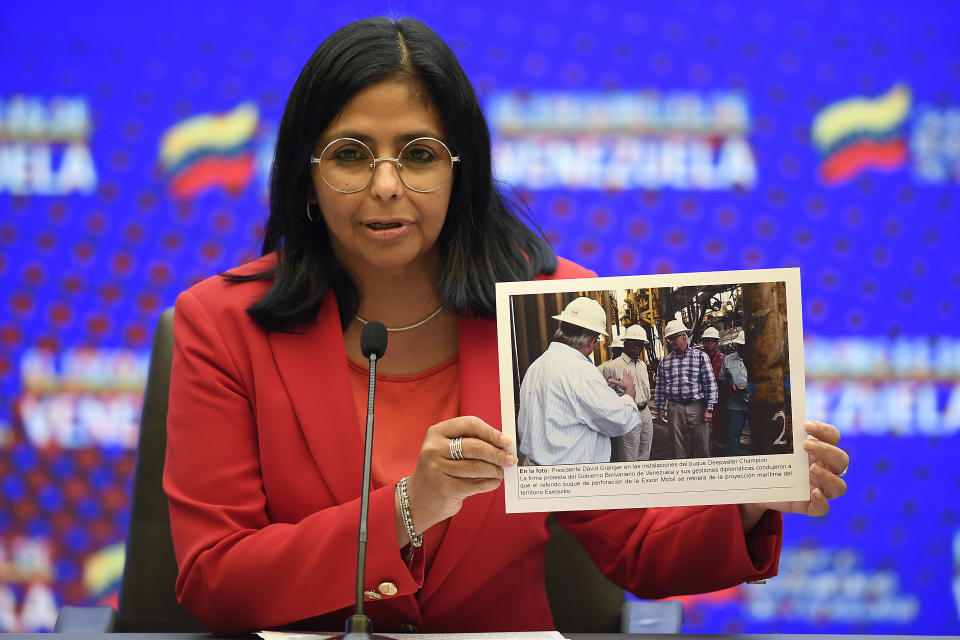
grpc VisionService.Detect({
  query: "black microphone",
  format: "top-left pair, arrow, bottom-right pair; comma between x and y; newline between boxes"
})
340,321 -> 389,640
360,321 -> 388,360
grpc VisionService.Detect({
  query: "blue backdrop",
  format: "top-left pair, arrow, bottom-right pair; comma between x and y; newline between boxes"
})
1,0 -> 958,633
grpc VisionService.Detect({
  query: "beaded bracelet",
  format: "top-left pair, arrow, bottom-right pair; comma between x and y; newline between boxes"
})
397,476 -> 423,548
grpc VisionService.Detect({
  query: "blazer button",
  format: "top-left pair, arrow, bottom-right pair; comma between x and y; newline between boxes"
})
363,589 -> 382,600
397,623 -> 419,633
377,581 -> 398,596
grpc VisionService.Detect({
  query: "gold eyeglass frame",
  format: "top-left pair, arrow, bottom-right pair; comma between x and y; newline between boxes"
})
309,136 -> 460,194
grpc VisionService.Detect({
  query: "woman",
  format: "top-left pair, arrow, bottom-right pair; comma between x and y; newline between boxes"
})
164,17 -> 849,634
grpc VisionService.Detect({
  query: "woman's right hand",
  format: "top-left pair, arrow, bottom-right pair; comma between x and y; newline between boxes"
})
399,416 -> 516,546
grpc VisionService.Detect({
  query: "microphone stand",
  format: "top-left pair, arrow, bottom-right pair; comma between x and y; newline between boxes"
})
337,322 -> 389,640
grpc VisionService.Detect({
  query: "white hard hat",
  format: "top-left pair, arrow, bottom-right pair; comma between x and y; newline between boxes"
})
621,324 -> 648,343
611,337 -> 624,348
733,330 -> 746,345
702,327 -> 720,340
553,296 -> 608,336
664,319 -> 689,338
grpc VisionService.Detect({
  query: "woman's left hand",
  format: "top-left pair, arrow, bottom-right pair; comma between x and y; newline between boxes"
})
740,420 -> 849,531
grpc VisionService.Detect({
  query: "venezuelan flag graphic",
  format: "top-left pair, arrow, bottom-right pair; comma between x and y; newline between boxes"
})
159,102 -> 259,199
811,84 -> 911,185
83,542 -> 124,599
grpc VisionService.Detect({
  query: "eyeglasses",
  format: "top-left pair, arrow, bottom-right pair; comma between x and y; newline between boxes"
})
310,136 -> 460,194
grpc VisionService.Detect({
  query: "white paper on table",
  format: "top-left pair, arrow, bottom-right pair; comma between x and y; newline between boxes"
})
258,631 -> 567,640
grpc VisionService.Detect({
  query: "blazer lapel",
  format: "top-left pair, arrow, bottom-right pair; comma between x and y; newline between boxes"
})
419,314 -> 501,600
268,293 -> 363,504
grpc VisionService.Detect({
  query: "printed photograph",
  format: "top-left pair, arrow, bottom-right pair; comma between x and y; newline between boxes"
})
511,281 -> 796,465
496,268 -> 808,512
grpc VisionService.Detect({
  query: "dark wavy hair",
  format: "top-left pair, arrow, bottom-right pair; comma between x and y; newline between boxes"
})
227,17 -> 557,331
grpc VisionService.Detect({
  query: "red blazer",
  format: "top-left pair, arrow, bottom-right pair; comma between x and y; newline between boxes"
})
164,255 -> 781,635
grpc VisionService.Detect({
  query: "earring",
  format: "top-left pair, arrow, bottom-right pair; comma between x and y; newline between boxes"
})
306,202 -> 318,222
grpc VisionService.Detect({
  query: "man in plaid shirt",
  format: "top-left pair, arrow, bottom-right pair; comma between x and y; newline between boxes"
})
655,319 -> 718,458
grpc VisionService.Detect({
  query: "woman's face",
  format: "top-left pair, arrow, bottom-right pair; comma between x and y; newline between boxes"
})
309,78 -> 453,279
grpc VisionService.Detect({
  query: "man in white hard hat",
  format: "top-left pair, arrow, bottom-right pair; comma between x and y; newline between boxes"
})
518,296 -> 641,465
653,319 -> 718,458
700,326 -> 725,380
596,337 -> 624,379
699,325 -> 726,456
718,329 -> 750,455
606,337 -> 625,362
598,324 -> 654,462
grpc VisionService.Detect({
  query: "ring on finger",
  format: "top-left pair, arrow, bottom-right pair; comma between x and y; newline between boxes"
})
450,436 -> 465,461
